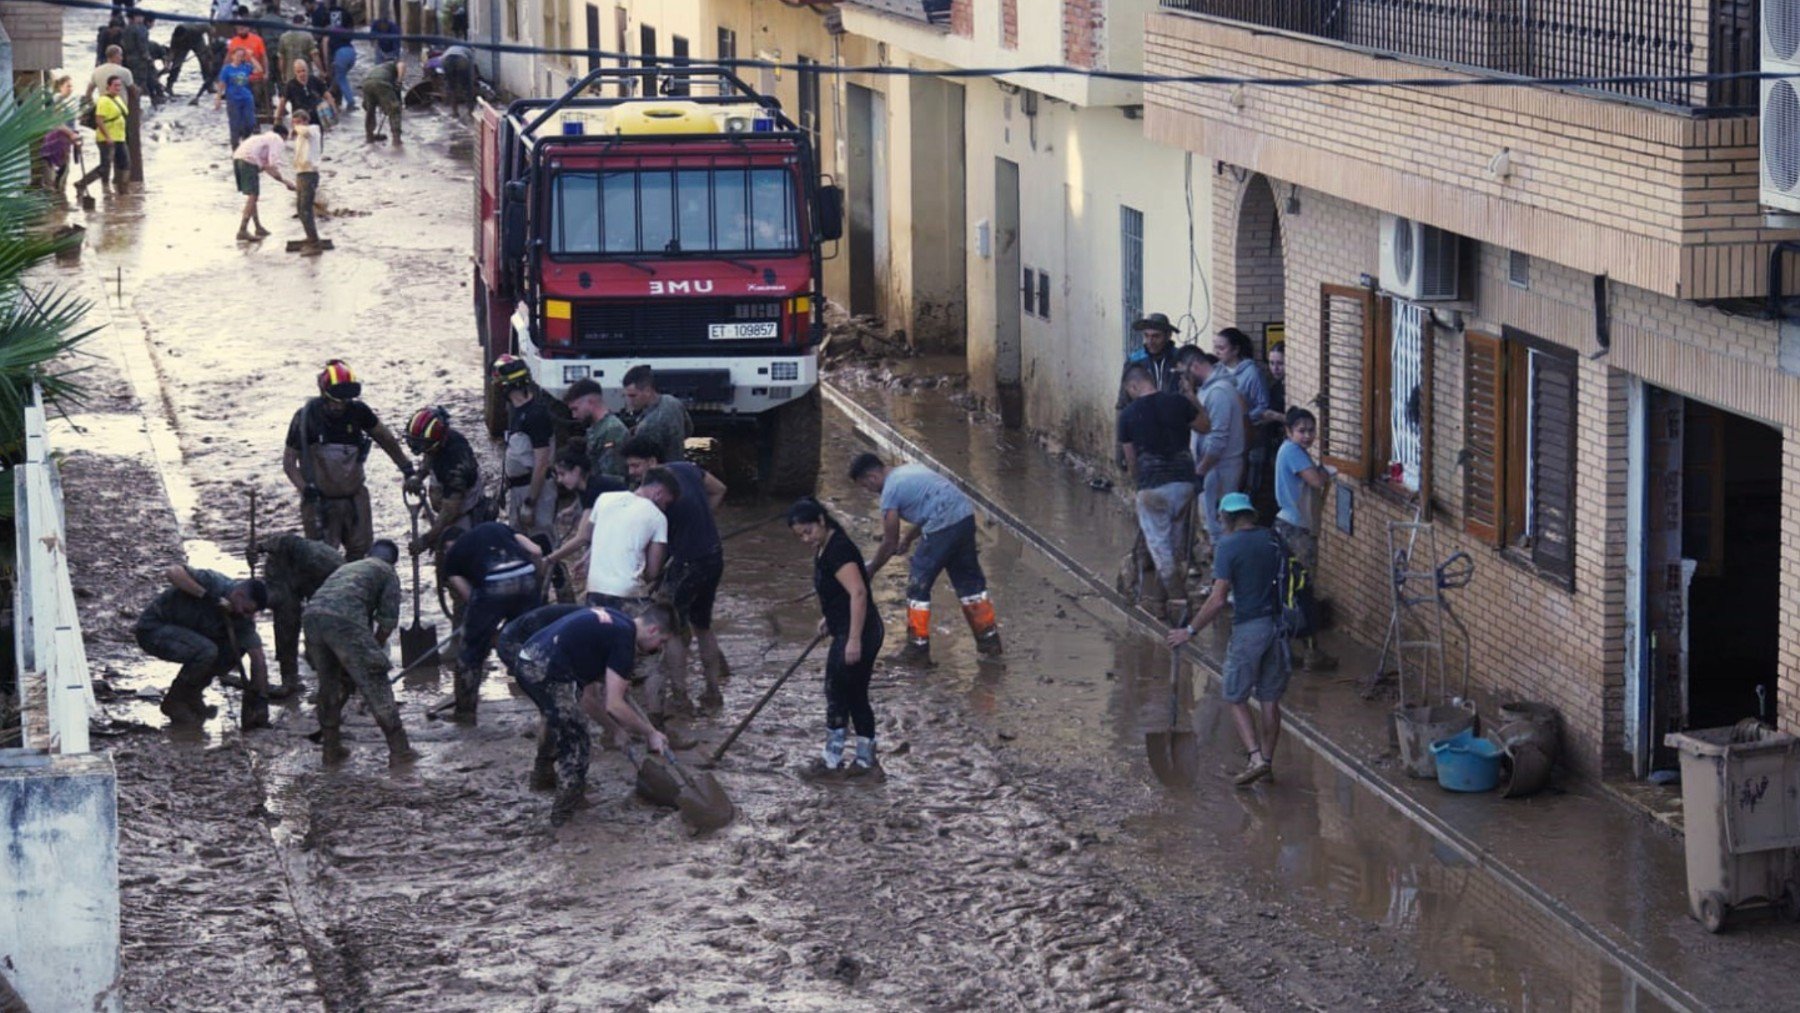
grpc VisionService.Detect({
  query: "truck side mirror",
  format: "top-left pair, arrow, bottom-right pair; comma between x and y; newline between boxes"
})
816,185 -> 844,243
502,180 -> 529,262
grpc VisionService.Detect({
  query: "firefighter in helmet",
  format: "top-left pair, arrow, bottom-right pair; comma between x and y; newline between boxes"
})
282,359 -> 414,561
494,354 -> 559,544
404,406 -> 489,559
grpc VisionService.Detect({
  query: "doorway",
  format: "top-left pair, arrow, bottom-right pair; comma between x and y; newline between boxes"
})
845,84 -> 887,318
994,156 -> 1022,428
1641,390 -> 1782,770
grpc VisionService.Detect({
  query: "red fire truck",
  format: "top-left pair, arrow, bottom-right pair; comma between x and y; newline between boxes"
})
474,67 -> 841,493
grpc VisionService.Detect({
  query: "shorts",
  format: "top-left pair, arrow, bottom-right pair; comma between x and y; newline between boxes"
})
1220,615 -> 1291,704
233,158 -> 260,195
665,551 -> 723,633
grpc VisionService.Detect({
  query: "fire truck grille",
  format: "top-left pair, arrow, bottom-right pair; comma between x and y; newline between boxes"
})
572,299 -> 784,346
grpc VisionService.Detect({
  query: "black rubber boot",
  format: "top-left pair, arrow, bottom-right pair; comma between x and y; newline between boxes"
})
452,671 -> 478,725
320,726 -> 350,765
240,690 -> 271,731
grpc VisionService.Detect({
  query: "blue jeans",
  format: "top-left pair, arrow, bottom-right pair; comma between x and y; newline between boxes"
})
906,515 -> 986,602
458,588 -> 538,675
332,45 -> 357,109
226,93 -> 256,149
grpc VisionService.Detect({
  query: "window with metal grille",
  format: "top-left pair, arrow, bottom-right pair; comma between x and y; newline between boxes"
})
717,27 -> 737,62
1389,301 -> 1426,492
1120,205 -> 1144,357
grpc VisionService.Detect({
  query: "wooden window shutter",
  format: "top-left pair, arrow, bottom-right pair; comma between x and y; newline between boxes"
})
1368,296 -> 1394,478
1319,284 -> 1374,478
1462,331 -> 1506,545
1529,350 -> 1578,584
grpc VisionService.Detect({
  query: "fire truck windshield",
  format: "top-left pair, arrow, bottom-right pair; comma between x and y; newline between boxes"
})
549,167 -> 801,256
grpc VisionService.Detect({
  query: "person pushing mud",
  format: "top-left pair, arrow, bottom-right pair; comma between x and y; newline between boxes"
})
134,565 -> 270,729
512,605 -> 673,826
253,532 -> 343,700
788,498 -> 884,779
303,539 -> 419,767
439,520 -> 548,724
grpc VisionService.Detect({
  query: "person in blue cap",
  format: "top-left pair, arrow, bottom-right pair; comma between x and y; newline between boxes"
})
1166,491 -> 1291,788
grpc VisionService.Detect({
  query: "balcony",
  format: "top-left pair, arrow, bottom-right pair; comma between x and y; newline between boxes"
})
846,0 -> 955,29
1158,0 -> 1760,114
1145,2 -> 1796,300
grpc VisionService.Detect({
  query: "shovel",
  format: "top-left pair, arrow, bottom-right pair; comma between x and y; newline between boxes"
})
623,696 -> 735,832
74,149 -> 96,211
704,632 -> 825,768
400,490 -> 440,677
1145,612 -> 1197,787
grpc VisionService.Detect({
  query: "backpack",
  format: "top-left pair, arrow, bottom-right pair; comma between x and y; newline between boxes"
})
1269,529 -> 1317,640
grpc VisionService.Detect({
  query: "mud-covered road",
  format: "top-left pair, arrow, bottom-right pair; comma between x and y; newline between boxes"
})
36,4 -> 1590,1009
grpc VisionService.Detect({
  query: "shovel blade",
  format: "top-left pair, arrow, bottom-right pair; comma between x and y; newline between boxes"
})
634,753 -> 684,808
673,767 -> 736,833
400,624 -> 440,677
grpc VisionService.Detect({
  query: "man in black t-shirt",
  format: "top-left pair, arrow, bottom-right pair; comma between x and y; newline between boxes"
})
440,520 -> 545,723
275,57 -> 335,126
514,605 -> 672,825
282,360 -> 414,560
1118,364 -> 1204,618
621,436 -> 730,715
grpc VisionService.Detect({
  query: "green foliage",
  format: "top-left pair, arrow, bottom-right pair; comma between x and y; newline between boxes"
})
0,89 -> 98,482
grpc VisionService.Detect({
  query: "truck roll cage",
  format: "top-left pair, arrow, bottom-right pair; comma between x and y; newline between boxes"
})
509,64 -> 805,139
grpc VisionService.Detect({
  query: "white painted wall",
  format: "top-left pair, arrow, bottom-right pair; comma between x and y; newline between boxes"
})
0,754 -> 121,1012
962,83 -> 1206,458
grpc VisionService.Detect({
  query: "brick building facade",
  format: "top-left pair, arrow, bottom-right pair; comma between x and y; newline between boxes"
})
1148,6 -> 1799,781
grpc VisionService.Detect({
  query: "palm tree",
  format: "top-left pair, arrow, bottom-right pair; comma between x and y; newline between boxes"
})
0,88 -> 97,516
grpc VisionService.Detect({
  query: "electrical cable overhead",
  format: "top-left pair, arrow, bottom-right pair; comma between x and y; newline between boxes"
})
33,0 -> 1796,97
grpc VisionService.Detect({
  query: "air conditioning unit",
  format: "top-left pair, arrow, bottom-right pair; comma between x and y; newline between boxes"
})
1762,1 -> 1800,212
1379,214 -> 1462,301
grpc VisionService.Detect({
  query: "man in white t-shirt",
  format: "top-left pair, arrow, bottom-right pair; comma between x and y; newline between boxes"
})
546,467 -> 681,608
291,109 -> 324,255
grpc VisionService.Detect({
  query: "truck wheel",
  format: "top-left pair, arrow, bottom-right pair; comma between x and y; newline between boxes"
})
760,388 -> 821,497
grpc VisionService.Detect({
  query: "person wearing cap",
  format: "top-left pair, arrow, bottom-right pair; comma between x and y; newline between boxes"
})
283,360 -> 415,562
252,532 -> 344,700
1118,313 -> 1184,412
403,406 -> 488,558
1166,491 -> 1290,788
134,563 -> 271,730
1118,363 -> 1205,623
438,520 -> 548,724
303,540 -> 420,766
493,355 -> 560,544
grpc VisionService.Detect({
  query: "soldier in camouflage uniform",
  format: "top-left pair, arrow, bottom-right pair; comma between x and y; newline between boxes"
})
302,540 -> 418,766
134,565 -> 270,729
256,532 -> 344,699
514,605 -> 672,826
493,603 -> 583,791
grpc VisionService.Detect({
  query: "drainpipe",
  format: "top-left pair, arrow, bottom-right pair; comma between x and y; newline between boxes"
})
0,16 -> 15,107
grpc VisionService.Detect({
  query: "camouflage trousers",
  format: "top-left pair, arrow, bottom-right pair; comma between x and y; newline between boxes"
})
303,610 -> 401,734
514,647 -> 589,792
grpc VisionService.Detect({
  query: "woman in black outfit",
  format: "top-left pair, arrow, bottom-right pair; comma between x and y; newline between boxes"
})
788,498 -> 884,777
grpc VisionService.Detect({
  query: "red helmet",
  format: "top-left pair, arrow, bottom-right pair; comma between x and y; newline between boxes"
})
317,359 -> 361,401
491,353 -> 531,389
405,407 -> 448,451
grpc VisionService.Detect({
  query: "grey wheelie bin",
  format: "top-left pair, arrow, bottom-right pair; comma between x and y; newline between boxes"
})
1664,725 -> 1800,932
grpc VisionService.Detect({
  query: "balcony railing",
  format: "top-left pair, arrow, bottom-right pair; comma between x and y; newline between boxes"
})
848,0 -> 955,28
1160,0 -> 1761,112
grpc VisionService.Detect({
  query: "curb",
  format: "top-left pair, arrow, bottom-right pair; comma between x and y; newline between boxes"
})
822,380 -> 1702,1013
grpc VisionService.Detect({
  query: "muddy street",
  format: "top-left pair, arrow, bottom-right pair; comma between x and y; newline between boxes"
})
36,3 -> 1661,1010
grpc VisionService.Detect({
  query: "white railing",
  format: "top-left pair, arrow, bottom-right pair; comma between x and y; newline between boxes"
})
15,384 -> 93,754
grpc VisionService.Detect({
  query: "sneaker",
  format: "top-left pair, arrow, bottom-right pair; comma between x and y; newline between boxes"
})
254,224 -> 271,238
1233,757 -> 1272,787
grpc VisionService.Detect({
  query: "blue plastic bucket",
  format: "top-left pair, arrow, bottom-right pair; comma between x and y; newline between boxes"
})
1430,729 -> 1502,793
